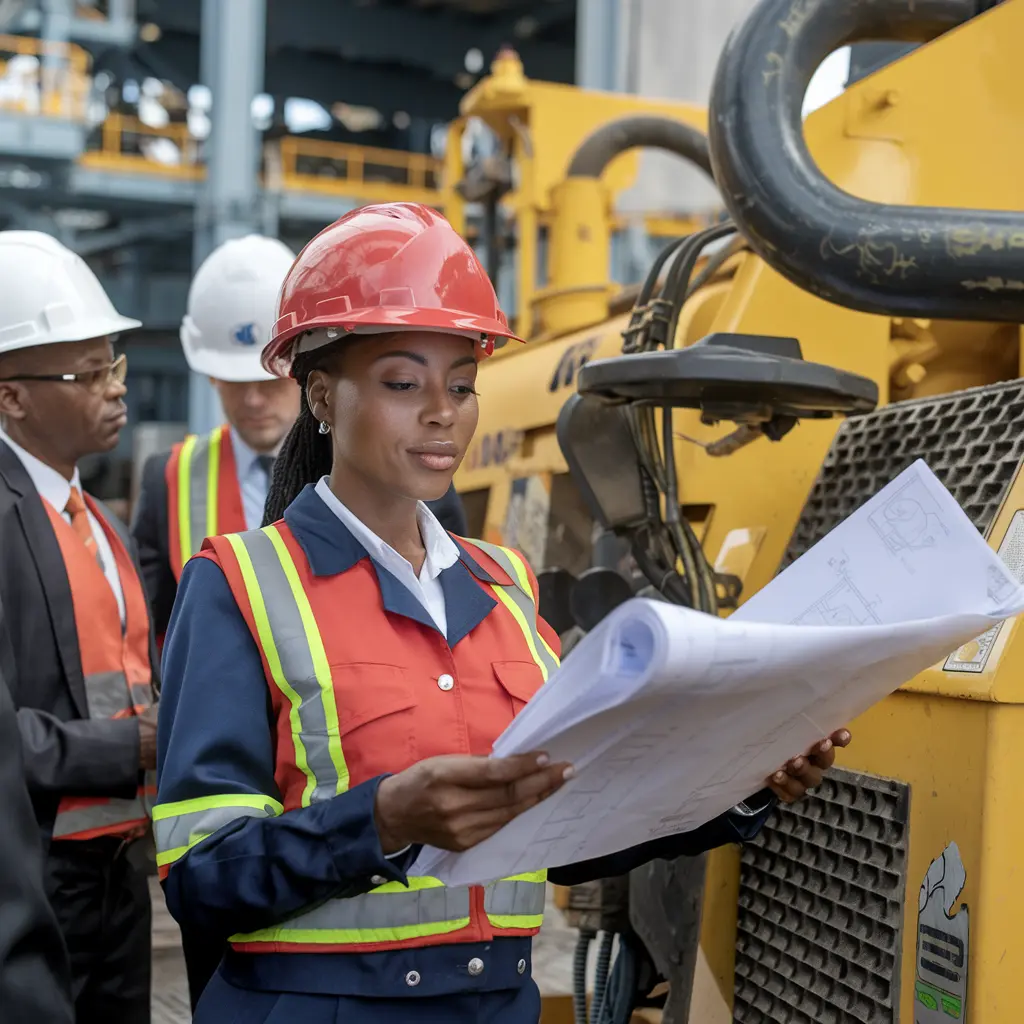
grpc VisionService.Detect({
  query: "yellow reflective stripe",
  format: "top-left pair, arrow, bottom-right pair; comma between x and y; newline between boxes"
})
152,793 -> 283,867
370,875 -> 446,895
230,918 -> 471,946
487,914 -> 544,930
176,434 -> 198,570
151,792 -> 283,821
501,547 -> 560,668
226,531 -> 318,807
490,584 -> 551,683
505,870 -> 547,883
264,525 -> 349,796
206,424 -> 223,538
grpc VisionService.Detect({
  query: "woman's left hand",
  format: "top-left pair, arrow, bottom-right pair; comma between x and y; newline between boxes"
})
765,728 -> 851,804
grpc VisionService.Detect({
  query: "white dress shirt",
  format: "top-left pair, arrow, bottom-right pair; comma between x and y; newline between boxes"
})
314,477 -> 460,635
0,430 -> 125,624
231,427 -> 278,531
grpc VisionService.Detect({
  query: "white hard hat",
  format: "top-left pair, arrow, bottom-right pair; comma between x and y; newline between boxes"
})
180,234 -> 296,383
0,231 -> 141,355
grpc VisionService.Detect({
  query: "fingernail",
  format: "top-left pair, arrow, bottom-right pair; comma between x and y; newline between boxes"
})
792,758 -> 803,769
841,730 -> 851,742
820,739 -> 832,752
774,771 -> 785,782
562,766 -> 576,781
536,754 -> 550,767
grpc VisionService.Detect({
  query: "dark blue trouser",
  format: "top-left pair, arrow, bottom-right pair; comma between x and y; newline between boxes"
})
195,968 -> 543,1023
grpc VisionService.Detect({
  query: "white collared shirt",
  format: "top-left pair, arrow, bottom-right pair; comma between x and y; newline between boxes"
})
230,427 -> 278,530
0,429 -> 125,624
314,477 -> 459,635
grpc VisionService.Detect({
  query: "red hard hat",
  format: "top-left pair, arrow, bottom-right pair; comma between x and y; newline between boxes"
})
263,202 -> 522,377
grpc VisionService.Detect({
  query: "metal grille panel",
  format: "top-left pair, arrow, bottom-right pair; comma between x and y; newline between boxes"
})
784,377 -> 1024,566
734,768 -> 910,1023
735,379 -> 1024,1022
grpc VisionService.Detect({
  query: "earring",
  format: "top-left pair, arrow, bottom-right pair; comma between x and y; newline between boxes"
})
318,420 -> 331,435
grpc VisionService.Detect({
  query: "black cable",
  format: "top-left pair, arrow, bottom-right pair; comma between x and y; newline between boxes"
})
590,931 -> 614,1024
573,930 -> 595,1024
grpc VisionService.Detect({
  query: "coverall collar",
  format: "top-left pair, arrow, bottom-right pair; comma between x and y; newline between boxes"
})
283,483 -> 502,646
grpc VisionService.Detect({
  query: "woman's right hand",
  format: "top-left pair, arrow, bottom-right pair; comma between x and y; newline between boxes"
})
373,752 -> 574,854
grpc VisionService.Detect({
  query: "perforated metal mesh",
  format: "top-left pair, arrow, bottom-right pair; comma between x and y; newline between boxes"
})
784,378 -> 1024,566
734,379 -> 1024,1022
734,769 -> 910,1023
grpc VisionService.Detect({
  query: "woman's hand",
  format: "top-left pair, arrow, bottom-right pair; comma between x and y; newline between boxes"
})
374,752 -> 574,854
765,728 -> 851,804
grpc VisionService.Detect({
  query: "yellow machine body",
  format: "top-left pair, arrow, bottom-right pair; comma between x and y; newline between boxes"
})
458,2 -> 1024,1019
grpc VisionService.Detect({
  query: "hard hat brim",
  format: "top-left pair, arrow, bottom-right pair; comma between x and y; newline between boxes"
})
263,305 -> 524,378
182,344 -> 277,383
0,311 -> 142,355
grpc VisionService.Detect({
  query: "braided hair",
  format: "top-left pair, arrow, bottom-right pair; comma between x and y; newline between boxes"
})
261,349 -> 335,526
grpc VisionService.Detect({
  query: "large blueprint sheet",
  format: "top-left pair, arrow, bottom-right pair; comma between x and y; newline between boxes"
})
414,461 -> 1024,886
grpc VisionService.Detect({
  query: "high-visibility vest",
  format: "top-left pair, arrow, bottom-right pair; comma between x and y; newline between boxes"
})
46,495 -> 156,841
154,521 -> 559,954
165,424 -> 246,581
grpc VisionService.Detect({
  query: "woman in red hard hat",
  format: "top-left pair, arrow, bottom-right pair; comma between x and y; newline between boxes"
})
154,203 -> 846,1022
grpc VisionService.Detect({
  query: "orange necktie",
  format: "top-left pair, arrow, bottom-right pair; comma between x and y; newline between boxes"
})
65,486 -> 99,560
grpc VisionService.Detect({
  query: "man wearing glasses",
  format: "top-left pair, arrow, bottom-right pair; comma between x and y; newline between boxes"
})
0,231 -> 158,1024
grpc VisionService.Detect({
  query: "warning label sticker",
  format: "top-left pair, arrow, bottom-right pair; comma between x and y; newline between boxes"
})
944,509 -> 1024,674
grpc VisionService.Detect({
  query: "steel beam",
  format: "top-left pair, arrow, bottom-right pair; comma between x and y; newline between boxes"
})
188,0 -> 266,434
575,0 -> 628,91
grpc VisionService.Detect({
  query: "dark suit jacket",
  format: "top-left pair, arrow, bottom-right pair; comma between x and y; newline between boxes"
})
131,449 -> 471,637
0,441 -> 156,838
0,647 -> 74,1023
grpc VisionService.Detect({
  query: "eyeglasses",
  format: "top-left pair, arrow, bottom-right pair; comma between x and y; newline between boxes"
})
0,352 -> 127,393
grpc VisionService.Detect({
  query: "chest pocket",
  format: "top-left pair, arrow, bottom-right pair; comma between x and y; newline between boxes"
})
493,660 -> 545,716
330,663 -> 418,778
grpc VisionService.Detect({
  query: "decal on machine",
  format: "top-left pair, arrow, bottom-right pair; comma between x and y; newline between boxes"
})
944,509 -> 1024,673
915,842 -> 969,1023
548,337 -> 599,392
502,475 -> 551,571
465,429 -> 525,472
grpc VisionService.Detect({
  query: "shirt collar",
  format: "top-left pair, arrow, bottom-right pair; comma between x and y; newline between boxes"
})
314,477 -> 459,581
0,428 -> 81,512
282,482 -> 496,585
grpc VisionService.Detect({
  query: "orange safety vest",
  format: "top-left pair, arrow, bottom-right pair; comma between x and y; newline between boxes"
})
181,522 -> 558,955
47,494 -> 156,841
165,424 -> 246,581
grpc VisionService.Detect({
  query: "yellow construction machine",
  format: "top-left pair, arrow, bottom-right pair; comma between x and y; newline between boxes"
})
453,0 -> 1024,1020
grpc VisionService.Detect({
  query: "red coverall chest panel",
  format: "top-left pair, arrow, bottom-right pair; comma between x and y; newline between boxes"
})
208,524 -> 547,808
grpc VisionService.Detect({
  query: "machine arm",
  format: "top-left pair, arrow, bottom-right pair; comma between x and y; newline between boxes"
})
708,0 -> 1024,322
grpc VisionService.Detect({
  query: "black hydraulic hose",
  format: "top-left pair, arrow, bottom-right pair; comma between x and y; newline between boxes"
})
708,0 -> 1024,322
574,930 -> 595,1024
590,931 -> 615,1024
567,115 -> 714,180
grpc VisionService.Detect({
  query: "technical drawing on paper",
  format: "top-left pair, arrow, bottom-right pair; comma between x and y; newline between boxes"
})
791,553 -> 882,626
868,470 -> 951,554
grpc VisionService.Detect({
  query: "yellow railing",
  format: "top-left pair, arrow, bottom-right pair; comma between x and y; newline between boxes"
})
80,112 -> 204,178
278,135 -> 442,205
0,33 -> 90,120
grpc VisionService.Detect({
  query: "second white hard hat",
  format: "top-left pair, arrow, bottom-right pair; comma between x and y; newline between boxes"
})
180,234 -> 296,383
0,231 -> 141,355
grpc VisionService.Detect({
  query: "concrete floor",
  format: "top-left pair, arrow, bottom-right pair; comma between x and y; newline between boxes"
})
149,878 -> 579,1022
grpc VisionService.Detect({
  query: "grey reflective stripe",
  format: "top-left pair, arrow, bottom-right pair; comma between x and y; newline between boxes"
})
52,796 -> 147,839
83,670 -> 131,718
154,801 -> 277,854
233,528 -> 342,803
467,538 -> 560,679
264,884 -> 472,934
484,879 -> 547,917
129,682 -> 154,708
185,430 -> 214,561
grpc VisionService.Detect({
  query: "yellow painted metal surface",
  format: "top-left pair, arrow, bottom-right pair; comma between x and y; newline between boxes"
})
464,2 -> 1024,1017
